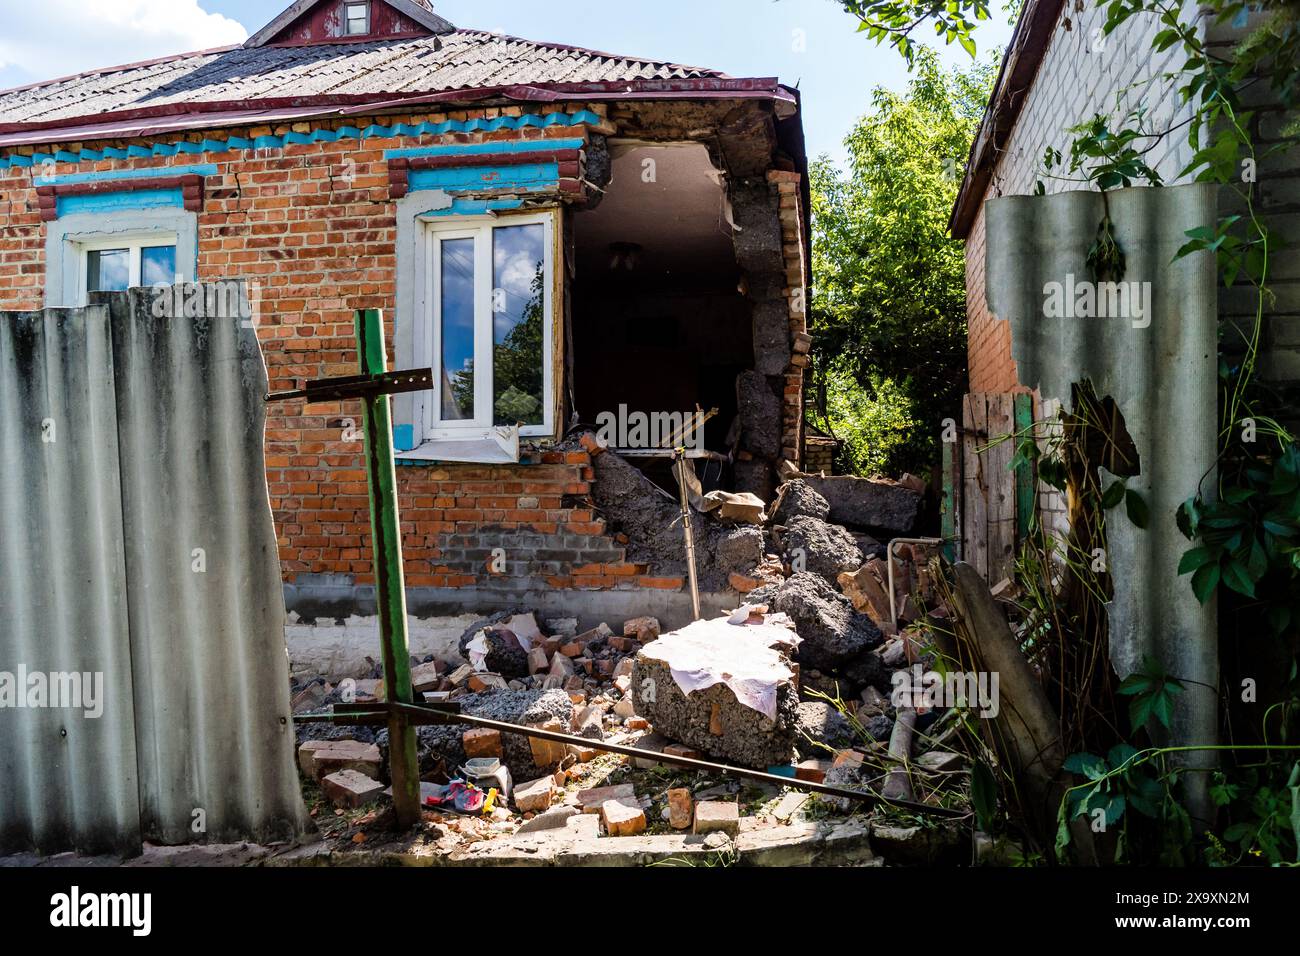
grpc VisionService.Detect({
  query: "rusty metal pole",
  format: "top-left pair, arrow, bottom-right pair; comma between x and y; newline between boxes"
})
355,309 -> 421,828
673,450 -> 702,621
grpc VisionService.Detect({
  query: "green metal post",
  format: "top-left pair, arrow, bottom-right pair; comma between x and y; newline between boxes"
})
355,309 -> 420,828
1013,392 -> 1037,548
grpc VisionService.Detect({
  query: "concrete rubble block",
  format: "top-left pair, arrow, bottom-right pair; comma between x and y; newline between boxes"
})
410,661 -> 444,693
780,515 -> 864,582
795,701 -> 856,754
693,801 -> 740,837
516,805 -> 579,834
715,524 -> 766,575
800,475 -> 922,537
749,572 -> 882,674
623,616 -> 661,643
462,728 -> 503,760
297,740 -> 331,777
566,813 -> 602,840
601,799 -> 647,837
667,789 -> 694,830
321,769 -> 385,809
309,740 -> 382,781
734,458 -> 775,503
577,784 -> 637,813
771,479 -> 831,525
514,776 -> 557,814
458,615 -> 532,679
736,370 -> 783,460
631,629 -> 800,770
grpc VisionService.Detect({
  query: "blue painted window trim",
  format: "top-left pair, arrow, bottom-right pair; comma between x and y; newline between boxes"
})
1,112 -> 600,171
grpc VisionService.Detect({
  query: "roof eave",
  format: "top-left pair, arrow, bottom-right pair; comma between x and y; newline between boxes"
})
949,0 -> 1064,240
0,78 -> 797,148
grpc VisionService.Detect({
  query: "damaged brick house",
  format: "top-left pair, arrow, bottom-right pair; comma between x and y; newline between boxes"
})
0,0 -> 811,625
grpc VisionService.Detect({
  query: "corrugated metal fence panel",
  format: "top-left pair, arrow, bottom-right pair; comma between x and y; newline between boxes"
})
0,306 -> 142,855
0,288 -> 307,854
986,183 -> 1220,816
99,288 -> 307,847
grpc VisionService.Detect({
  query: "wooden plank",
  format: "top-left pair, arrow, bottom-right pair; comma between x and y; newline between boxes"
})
941,423 -> 960,563
961,393 -> 988,581
984,392 -> 1016,585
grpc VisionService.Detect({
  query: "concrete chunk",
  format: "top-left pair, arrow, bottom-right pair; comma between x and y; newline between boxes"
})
693,801 -> 740,837
308,740 -> 381,781
321,769 -> 384,809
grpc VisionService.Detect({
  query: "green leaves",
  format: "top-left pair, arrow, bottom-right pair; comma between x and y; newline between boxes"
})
837,0 -> 991,67
1063,742 -> 1166,832
1177,438 -> 1300,612
1118,657 -> 1184,731
1125,489 -> 1150,528
971,758 -> 999,833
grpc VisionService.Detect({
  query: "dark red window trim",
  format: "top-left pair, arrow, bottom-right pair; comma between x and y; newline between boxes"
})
35,173 -> 205,222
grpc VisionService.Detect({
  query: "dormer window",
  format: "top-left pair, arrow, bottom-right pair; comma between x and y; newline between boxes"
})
344,2 -> 370,36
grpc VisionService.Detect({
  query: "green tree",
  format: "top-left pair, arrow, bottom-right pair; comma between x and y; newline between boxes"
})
809,48 -> 995,475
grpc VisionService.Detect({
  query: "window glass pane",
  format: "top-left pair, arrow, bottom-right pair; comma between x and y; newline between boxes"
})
439,237 -> 476,422
141,245 -> 177,287
491,223 -> 546,427
87,249 -> 129,293
346,3 -> 368,33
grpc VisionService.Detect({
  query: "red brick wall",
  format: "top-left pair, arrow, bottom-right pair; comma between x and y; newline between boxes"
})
964,203 -> 1023,395
0,105 -> 684,594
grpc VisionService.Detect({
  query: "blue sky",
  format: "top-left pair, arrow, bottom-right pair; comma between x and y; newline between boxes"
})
0,0 -> 1014,167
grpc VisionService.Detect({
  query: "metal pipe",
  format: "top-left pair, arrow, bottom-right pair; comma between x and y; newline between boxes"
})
673,451 -> 702,621
887,537 -> 945,627
295,701 -> 964,819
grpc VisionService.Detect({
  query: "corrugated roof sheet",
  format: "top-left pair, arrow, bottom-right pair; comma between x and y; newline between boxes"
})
0,31 -> 727,127
0,287 -> 308,856
985,182 -> 1220,823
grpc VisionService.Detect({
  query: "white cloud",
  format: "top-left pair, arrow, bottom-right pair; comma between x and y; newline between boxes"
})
0,0 -> 248,83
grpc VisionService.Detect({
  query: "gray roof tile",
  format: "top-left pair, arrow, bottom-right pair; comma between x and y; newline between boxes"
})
0,31 -> 728,127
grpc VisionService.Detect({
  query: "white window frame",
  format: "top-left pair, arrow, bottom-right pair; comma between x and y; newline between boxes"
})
344,1 -> 370,35
420,211 -> 556,442
76,233 -> 180,306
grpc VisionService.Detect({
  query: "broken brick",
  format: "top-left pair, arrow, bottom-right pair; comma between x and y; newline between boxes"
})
463,728 -> 502,759
667,788 -> 693,830
514,776 -> 557,814
622,616 -> 661,643
577,783 -> 636,812
601,799 -> 647,837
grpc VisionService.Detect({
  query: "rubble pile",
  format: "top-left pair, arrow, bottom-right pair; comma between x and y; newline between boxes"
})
287,460 -> 963,859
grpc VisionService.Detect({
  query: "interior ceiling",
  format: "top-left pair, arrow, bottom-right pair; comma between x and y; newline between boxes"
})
575,143 -> 738,278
